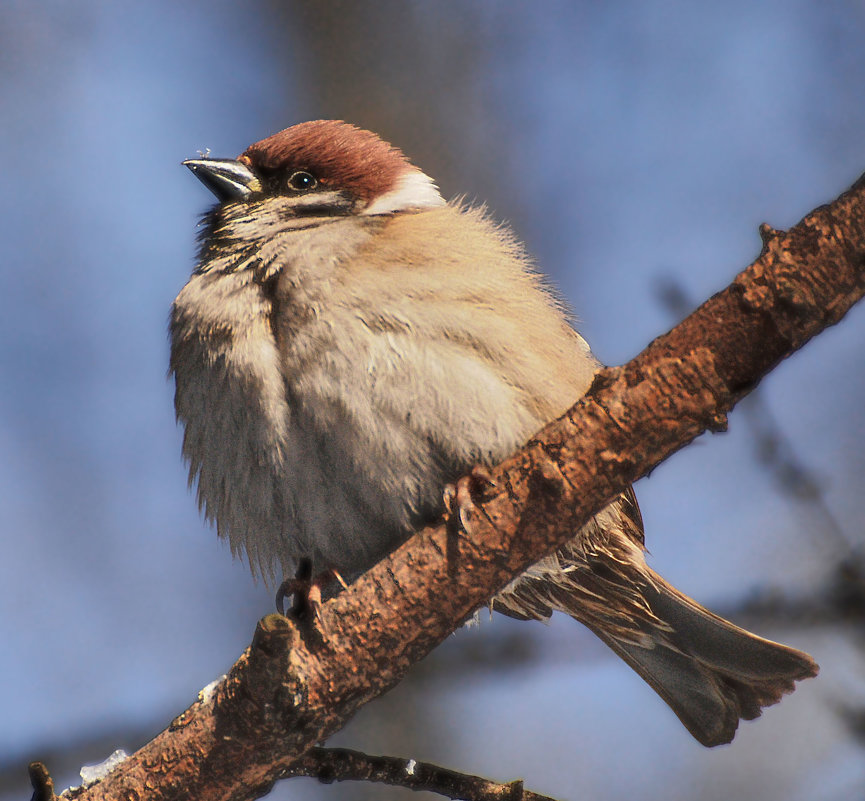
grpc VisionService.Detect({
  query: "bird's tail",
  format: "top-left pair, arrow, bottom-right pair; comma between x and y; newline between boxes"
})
581,570 -> 819,746
494,491 -> 819,746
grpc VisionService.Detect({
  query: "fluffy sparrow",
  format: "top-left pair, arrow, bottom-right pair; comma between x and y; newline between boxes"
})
171,120 -> 817,746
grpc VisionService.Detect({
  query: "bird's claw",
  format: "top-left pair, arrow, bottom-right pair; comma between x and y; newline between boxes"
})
443,465 -> 496,535
276,562 -> 347,636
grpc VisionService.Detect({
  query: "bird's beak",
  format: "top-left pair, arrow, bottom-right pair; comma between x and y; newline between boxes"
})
182,158 -> 262,201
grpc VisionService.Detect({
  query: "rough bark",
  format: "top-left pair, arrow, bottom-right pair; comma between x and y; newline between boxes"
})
56,173 -> 865,801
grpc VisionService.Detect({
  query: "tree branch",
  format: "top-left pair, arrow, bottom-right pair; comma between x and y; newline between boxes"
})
55,173 -> 865,800
279,747 -> 560,800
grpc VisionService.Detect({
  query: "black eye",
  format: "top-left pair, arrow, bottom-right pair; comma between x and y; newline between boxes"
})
287,170 -> 318,192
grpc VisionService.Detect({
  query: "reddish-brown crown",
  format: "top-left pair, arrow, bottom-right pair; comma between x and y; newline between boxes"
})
239,120 -> 414,203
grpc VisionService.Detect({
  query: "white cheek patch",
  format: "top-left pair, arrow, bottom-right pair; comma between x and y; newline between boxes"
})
363,170 -> 445,215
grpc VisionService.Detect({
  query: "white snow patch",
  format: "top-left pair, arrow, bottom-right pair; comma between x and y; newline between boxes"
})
199,674 -> 226,703
79,749 -> 129,786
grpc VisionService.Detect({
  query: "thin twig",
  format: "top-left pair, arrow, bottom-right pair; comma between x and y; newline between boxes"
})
280,746 -> 561,801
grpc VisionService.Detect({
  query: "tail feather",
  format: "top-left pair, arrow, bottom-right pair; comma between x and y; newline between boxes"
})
593,629 -> 742,745
646,574 -> 817,682
584,573 -> 818,747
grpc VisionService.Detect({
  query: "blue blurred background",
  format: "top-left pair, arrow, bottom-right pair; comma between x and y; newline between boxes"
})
2,2 -> 864,799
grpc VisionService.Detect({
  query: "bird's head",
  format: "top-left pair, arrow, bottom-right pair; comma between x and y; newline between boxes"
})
183,120 -> 444,218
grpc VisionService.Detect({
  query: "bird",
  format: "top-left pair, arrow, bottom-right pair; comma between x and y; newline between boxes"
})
171,119 -> 818,747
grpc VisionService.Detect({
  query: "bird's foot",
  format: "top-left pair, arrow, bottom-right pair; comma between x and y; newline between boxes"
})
275,559 -> 347,634
443,464 -> 496,535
